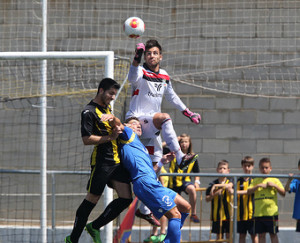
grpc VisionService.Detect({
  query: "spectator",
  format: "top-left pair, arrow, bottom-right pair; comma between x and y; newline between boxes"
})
168,133 -> 201,223
285,159 -> 300,233
236,156 -> 258,243
247,157 -> 285,243
206,160 -> 234,241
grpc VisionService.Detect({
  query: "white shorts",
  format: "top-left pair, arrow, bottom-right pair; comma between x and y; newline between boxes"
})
137,114 -> 162,163
140,137 -> 162,163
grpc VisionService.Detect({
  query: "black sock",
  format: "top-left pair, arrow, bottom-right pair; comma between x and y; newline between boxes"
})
92,198 -> 132,229
70,199 -> 96,243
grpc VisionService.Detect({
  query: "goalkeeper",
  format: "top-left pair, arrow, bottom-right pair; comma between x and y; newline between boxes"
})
126,39 -> 201,170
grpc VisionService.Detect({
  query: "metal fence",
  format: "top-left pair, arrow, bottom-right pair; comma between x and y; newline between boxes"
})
0,169 -> 298,243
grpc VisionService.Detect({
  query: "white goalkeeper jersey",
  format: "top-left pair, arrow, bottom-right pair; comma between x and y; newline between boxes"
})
126,64 -> 186,118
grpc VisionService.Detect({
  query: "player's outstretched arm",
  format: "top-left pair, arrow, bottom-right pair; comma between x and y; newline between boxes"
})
182,108 -> 201,124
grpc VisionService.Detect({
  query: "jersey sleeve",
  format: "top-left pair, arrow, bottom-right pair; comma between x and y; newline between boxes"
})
206,181 -> 215,195
164,80 -> 187,111
127,65 -> 143,85
119,126 -> 133,142
274,178 -> 284,189
192,159 -> 200,173
289,179 -> 299,193
81,109 -> 94,137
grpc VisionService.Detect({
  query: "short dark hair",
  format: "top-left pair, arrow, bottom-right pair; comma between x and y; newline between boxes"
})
145,39 -> 162,53
241,156 -> 254,166
217,159 -> 229,168
97,78 -> 120,94
259,157 -> 271,167
124,116 -> 139,124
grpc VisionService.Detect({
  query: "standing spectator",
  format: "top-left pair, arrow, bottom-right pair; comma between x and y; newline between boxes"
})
236,156 -> 258,243
285,159 -> 300,233
206,160 -> 234,241
247,157 -> 285,243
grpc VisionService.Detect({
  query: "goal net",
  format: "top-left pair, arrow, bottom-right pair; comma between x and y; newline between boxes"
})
0,55 -> 130,242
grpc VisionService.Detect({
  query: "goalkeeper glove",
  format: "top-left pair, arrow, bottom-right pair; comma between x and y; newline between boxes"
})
182,108 -> 201,124
134,43 -> 145,63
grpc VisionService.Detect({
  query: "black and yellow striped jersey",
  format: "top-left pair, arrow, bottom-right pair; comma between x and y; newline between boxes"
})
168,158 -> 200,188
237,177 -> 254,221
206,178 -> 233,221
81,100 -> 120,166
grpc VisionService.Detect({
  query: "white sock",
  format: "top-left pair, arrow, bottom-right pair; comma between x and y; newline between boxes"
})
139,201 -> 151,215
161,118 -> 184,164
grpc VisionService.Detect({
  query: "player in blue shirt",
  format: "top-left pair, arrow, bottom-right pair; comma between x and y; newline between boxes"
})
101,114 -> 191,243
285,159 -> 300,233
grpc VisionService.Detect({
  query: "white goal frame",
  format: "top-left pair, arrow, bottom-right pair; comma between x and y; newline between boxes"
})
0,51 -> 115,243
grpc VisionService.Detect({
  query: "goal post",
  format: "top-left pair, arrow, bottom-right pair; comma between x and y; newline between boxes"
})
0,51 -> 114,78
0,51 -> 129,243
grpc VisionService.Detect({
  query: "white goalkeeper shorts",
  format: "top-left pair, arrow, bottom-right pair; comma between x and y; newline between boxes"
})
138,114 -> 162,163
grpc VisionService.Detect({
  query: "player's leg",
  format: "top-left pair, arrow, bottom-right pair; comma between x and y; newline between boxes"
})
173,193 -> 191,228
85,166 -> 132,243
66,192 -> 99,243
158,216 -> 168,242
66,163 -> 106,243
152,112 -> 199,169
164,207 -> 182,243
152,112 -> 184,162
90,180 -> 132,228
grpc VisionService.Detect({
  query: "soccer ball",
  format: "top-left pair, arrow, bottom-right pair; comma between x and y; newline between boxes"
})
123,17 -> 145,38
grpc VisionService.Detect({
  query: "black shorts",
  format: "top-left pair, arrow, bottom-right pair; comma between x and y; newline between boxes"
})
237,220 -> 255,235
254,216 -> 279,234
296,219 -> 300,232
172,181 -> 194,195
86,163 -> 131,195
212,220 -> 230,234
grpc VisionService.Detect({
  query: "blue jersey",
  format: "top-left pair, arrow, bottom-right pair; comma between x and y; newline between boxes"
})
118,126 -> 157,181
289,178 -> 300,220
118,126 -> 177,219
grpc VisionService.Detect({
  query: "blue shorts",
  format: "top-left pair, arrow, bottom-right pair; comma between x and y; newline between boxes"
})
133,176 -> 177,219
